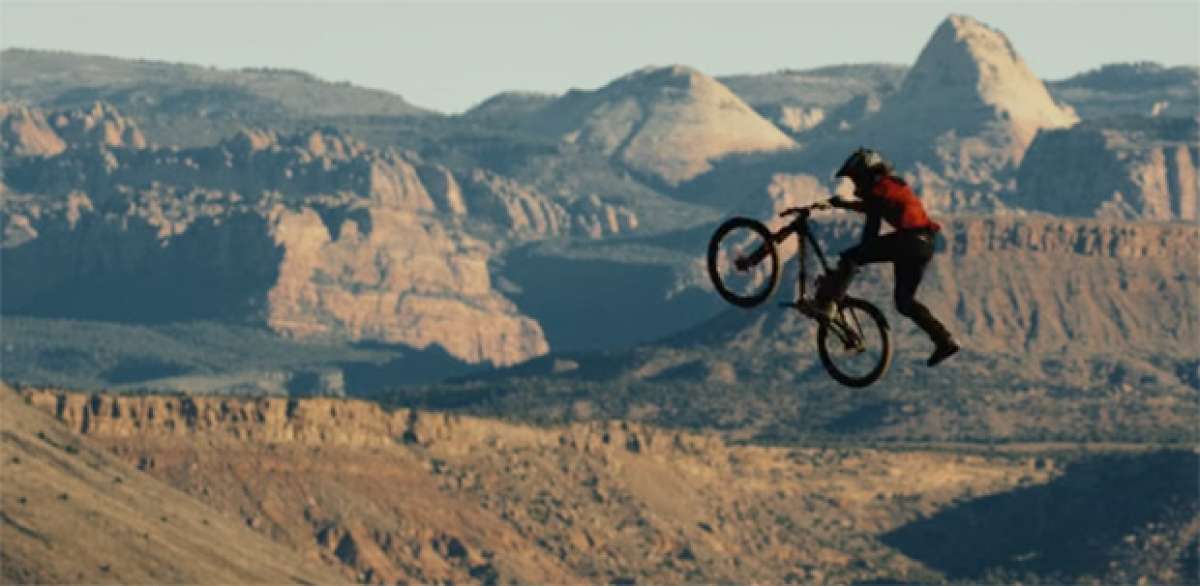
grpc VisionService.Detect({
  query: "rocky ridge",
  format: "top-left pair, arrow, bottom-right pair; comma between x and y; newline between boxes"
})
1015,116 -> 1198,220
0,48 -> 433,147
719,64 -> 907,136
1047,62 -> 1200,120
0,103 -> 66,158
1,103 -> 638,239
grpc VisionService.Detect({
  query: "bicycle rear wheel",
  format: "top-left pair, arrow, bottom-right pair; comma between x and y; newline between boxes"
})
817,297 -> 892,387
707,217 -> 780,308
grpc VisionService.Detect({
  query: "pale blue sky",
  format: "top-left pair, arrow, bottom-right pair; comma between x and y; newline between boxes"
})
2,1 -> 1198,114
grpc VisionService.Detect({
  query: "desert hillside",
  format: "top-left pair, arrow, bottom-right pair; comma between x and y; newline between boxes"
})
13,387 -> 1197,585
0,387 -> 345,583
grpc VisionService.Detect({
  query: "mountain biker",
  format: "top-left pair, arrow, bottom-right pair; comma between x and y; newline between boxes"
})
813,147 -> 960,367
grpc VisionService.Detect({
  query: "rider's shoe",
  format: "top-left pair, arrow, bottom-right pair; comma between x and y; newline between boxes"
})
810,298 -> 838,322
927,337 -> 960,367
783,299 -> 834,322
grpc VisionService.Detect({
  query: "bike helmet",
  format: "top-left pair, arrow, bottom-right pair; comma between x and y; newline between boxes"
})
835,147 -> 891,179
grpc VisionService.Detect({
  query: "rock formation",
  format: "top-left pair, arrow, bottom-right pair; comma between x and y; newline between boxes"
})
0,103 -> 67,157
1014,116 -> 1198,220
761,104 -> 827,134
0,103 -> 555,366
48,101 -> 149,151
0,101 -> 147,158
847,15 -> 1079,210
0,102 -> 652,367
2,196 -> 552,366
524,65 -> 796,186
460,169 -> 637,239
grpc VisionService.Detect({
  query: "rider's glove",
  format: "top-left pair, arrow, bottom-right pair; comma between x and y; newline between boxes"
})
829,196 -> 850,209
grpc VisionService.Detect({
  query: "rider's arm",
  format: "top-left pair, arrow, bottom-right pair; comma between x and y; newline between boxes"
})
861,210 -> 881,243
831,196 -> 867,213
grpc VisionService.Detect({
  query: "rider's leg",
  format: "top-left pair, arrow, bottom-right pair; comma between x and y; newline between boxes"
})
893,259 -> 950,341
813,234 -> 897,317
892,233 -> 959,366
815,258 -> 858,307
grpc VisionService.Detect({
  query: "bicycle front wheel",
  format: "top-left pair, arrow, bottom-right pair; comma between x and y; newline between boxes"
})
817,297 -> 892,387
707,217 -> 780,308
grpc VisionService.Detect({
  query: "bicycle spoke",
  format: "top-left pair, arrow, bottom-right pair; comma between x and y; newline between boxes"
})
715,230 -> 773,299
822,304 -> 885,380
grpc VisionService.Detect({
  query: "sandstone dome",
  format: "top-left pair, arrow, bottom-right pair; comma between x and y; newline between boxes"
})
891,14 -> 1079,158
848,15 -> 1080,209
525,65 -> 796,186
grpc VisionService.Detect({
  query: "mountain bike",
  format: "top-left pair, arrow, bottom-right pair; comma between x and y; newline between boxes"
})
706,201 -> 892,387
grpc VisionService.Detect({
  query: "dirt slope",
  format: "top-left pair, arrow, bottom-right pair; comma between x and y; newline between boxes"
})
0,386 -> 346,584
16,387 -> 1066,584
12,387 -> 1197,584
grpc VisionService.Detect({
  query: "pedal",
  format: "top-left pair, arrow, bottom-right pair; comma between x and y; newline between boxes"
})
781,299 -> 821,320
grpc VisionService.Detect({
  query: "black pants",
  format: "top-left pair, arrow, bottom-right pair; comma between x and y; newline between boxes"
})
838,230 -> 952,344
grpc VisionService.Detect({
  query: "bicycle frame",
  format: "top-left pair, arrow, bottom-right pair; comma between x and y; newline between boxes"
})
775,208 -> 866,348
774,208 -> 833,302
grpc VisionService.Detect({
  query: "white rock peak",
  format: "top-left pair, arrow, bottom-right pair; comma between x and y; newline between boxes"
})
894,14 -> 1078,151
528,64 -> 795,186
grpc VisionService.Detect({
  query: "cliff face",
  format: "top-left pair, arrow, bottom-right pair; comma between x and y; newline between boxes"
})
460,169 -> 636,239
264,205 -> 548,365
0,195 -> 548,366
1014,117 -> 1198,220
0,102 -> 651,366
0,103 -> 570,366
847,214 -> 1196,355
477,209 -> 1198,445
927,216 -> 1197,355
23,389 -> 727,456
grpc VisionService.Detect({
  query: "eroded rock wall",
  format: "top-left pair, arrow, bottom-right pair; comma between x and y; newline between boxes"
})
1,103 -> 646,365
22,389 -> 727,460
0,197 -> 548,366
1015,118 -> 1199,220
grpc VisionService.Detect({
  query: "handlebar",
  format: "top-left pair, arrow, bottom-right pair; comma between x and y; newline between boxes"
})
779,199 -> 835,218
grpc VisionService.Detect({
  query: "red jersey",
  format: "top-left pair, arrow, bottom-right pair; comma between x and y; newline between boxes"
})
864,176 -> 941,232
